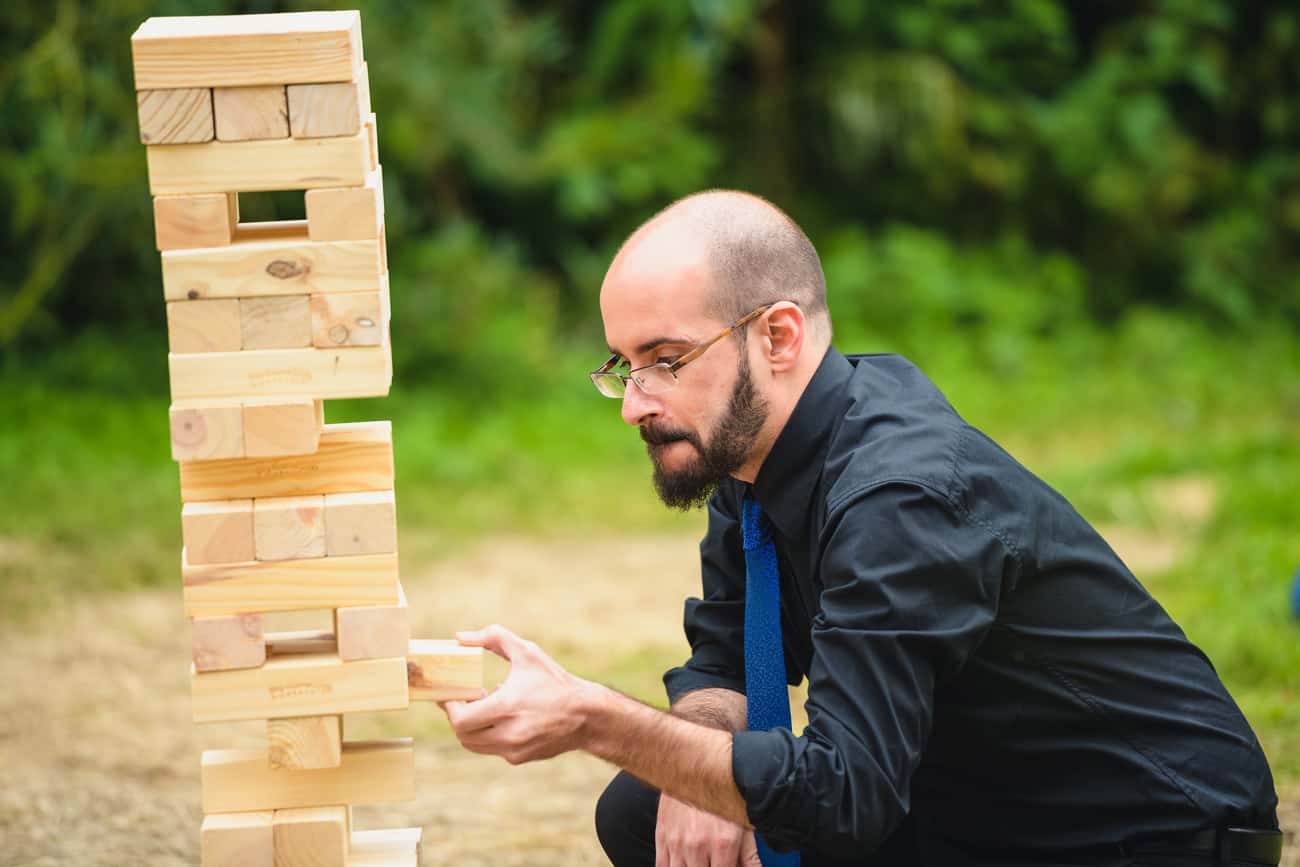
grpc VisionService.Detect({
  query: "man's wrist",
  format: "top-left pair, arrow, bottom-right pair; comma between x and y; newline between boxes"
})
574,678 -> 617,753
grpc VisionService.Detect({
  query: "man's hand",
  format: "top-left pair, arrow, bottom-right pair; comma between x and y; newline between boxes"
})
656,793 -> 760,867
441,624 -> 598,764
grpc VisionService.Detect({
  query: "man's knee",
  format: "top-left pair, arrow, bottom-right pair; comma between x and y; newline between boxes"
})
595,771 -> 659,867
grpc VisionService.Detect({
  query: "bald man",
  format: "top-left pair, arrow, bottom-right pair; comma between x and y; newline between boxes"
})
441,191 -> 1280,867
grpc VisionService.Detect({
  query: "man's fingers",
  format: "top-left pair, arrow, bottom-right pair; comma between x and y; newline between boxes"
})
442,694 -> 503,734
456,623 -> 526,661
739,832 -> 762,866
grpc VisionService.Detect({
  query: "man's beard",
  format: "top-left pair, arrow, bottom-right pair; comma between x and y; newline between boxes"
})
640,353 -> 769,510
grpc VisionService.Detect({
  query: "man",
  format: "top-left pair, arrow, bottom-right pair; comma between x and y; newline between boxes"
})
441,191 -> 1281,866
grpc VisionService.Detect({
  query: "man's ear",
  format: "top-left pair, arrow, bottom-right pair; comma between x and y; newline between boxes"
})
761,302 -> 805,373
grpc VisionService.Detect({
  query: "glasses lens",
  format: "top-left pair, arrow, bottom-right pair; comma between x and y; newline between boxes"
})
591,372 -> 625,398
631,364 -> 677,394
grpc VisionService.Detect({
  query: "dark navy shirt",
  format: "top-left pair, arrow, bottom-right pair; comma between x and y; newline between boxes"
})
662,348 -> 1277,863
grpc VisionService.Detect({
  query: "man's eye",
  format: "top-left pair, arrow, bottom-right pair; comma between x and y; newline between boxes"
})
656,356 -> 681,366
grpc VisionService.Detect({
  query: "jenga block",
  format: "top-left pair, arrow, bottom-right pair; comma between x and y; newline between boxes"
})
304,167 -> 383,242
201,811 -> 274,867
242,399 -> 324,458
349,828 -> 421,867
287,81 -> 363,139
145,130 -> 369,195
167,299 -> 242,354
180,422 -> 394,501
137,87 -> 213,144
131,12 -> 362,90
191,652 -> 408,723
406,640 -> 485,702
182,551 -> 399,617
273,805 -> 348,867
213,86 -> 289,142
378,224 -> 387,274
265,630 -> 336,657
169,344 -> 391,402
170,400 -> 244,462
324,490 -> 396,556
365,113 -> 378,171
192,613 -> 266,672
335,585 -> 408,661
201,740 -> 414,813
254,495 -> 326,561
182,499 -> 255,565
153,193 -> 237,251
268,716 -> 343,770
240,296 -> 313,350
310,291 -> 384,348
162,232 -> 382,300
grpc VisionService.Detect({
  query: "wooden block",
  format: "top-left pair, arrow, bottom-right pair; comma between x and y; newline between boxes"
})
162,231 -> 382,301
191,652 -> 408,723
146,131 -> 369,195
167,298 -> 242,354
201,811 -> 273,867
241,296 -> 312,350
154,193 -> 237,250
171,401 -> 244,462
180,422 -> 393,501
182,499 -> 255,565
287,82 -> 362,139
406,640 -> 484,702
182,551 -> 399,618
137,87 -> 213,144
365,113 -> 378,171
192,613 -> 266,672
324,490 -> 396,557
349,828 -> 421,867
214,85 -> 289,142
310,292 -> 384,348
242,399 -> 323,458
335,585 -> 409,662
304,167 -> 383,242
201,740 -> 414,813
255,495 -> 326,561
273,805 -> 348,867
265,630 -> 336,657
169,344 -> 391,402
268,716 -> 343,770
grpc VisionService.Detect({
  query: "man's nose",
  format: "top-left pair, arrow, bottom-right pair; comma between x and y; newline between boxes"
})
620,381 -> 662,426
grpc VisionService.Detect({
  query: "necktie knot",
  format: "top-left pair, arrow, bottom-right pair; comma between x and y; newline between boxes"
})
741,497 -> 772,551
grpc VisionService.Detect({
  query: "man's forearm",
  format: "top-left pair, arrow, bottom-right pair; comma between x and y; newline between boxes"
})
580,683 -> 751,827
671,687 -> 747,732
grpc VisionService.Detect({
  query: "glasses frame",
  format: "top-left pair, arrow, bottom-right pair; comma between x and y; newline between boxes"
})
590,304 -> 773,398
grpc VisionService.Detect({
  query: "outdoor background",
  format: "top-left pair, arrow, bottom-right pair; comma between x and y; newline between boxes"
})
1,0 -> 1298,864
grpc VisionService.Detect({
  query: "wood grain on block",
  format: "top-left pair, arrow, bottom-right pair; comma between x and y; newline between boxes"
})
240,295 -> 312,350
268,715 -> 343,770
407,640 -> 484,702
304,167 -> 383,242
324,490 -> 396,556
182,499 -> 255,565
130,12 -> 362,90
335,585 -> 409,661
191,652 -> 408,723
170,400 -> 244,462
349,828 -> 422,867
310,291 -> 383,348
161,231 -> 382,301
181,551 -> 399,618
146,130 -> 368,195
200,811 -> 273,867
201,739 -> 413,813
265,630 -> 336,657
365,113 -> 378,171
242,398 -> 323,458
192,613 -> 265,672
213,85 -> 289,142
180,421 -> 393,501
153,192 -> 236,251
287,81 -> 362,139
272,805 -> 348,867
169,343 -> 391,401
166,298 -> 241,354
136,87 -> 213,144
378,224 -> 388,274
254,495 -> 325,561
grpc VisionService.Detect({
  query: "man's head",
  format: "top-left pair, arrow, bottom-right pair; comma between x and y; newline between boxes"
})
598,190 -> 831,509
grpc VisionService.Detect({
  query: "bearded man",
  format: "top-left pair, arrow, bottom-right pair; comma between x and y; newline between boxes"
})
441,191 -> 1281,867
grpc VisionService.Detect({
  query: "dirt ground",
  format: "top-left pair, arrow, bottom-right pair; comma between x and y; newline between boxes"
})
0,531 -> 1295,866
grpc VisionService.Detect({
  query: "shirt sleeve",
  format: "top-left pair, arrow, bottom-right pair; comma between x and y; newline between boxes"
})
730,481 -> 1017,858
662,486 -> 748,704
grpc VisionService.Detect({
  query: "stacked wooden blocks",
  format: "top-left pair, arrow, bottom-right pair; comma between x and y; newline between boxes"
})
131,12 -> 483,866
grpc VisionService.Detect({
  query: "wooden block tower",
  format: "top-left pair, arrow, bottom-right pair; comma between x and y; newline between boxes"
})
130,12 -> 484,866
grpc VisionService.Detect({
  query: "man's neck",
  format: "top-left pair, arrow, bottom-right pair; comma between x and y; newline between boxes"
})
729,350 -> 824,484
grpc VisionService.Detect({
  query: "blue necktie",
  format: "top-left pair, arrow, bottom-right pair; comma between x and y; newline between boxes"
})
741,497 -> 801,867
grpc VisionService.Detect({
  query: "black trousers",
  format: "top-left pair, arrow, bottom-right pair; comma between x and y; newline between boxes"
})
593,771 -> 1275,867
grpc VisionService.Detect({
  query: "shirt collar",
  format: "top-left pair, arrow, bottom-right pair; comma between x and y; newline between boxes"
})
750,346 -> 854,539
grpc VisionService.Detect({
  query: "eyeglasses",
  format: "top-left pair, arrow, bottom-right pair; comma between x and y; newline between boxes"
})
590,305 -> 773,398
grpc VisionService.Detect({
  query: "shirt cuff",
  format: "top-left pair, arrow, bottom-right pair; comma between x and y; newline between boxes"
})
731,728 -> 808,850
662,665 -> 745,706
